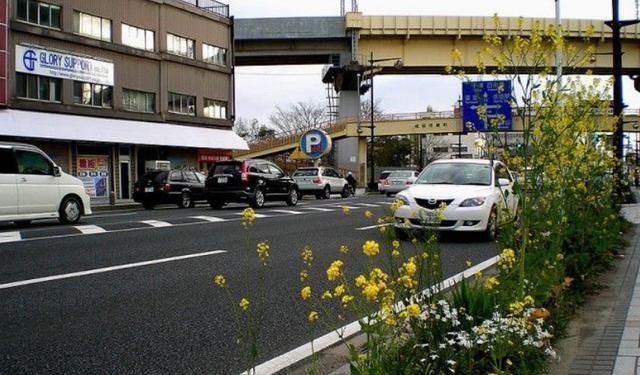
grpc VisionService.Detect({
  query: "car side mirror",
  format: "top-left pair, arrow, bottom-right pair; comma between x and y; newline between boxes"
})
53,166 -> 61,177
498,178 -> 510,187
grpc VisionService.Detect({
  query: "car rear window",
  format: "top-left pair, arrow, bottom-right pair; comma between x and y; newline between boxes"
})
378,172 -> 391,180
389,171 -> 412,178
293,169 -> 318,177
211,162 -> 241,176
141,171 -> 167,183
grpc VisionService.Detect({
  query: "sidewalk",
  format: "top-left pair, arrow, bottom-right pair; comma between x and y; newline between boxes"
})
547,188 -> 640,375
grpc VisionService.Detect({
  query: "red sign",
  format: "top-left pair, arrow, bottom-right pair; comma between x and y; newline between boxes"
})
0,0 -> 6,106
198,150 -> 231,162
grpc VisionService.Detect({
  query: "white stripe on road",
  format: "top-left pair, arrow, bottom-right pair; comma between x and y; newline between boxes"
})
356,223 -> 393,231
246,255 -> 499,375
0,231 -> 21,243
376,201 -> 393,205
232,213 -> 270,218
191,216 -> 227,223
301,207 -> 334,212
269,210 -> 306,215
355,203 -> 381,207
74,225 -> 107,234
333,205 -> 360,210
141,220 -> 173,227
0,250 -> 227,290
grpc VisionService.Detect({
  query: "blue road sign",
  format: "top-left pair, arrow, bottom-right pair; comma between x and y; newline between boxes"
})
300,129 -> 332,159
462,80 -> 512,132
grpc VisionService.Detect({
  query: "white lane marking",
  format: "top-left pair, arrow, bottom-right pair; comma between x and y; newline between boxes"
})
141,220 -> 173,227
74,225 -> 107,234
0,250 -> 228,290
0,231 -> 21,243
191,216 -> 227,223
269,210 -> 305,215
376,201 -> 393,205
232,213 -> 270,218
356,223 -> 393,231
301,207 -> 334,212
331,205 -> 360,210
247,255 -> 499,375
355,203 -> 380,207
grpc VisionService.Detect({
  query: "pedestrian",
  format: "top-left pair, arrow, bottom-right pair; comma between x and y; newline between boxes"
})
345,172 -> 357,196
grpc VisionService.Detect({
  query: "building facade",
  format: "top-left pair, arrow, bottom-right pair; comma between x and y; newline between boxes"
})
0,0 -> 246,205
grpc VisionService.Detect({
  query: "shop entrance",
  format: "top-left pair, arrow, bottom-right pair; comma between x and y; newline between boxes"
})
119,160 -> 130,199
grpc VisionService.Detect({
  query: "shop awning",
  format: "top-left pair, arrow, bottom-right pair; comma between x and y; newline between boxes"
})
0,109 -> 249,150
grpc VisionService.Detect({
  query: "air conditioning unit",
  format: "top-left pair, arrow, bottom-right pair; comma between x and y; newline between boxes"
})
145,160 -> 171,171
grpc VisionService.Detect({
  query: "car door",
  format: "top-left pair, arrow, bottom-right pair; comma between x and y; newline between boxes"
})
185,171 -> 205,200
0,148 -> 18,219
267,163 -> 290,195
494,163 -> 517,219
15,149 -> 60,215
326,168 -> 342,191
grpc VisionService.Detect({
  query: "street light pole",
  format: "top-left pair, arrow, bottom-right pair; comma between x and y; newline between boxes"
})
369,51 -> 376,191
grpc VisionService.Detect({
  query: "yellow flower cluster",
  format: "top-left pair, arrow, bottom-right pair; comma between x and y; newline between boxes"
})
299,270 -> 308,282
256,241 -> 270,265
300,286 -> 311,300
341,295 -> 354,307
339,245 -> 349,254
362,240 -> 380,257
509,295 -> 534,314
342,207 -> 351,215
326,260 -> 344,281
364,210 -> 373,219
214,274 -> 226,287
241,207 -> 255,229
239,298 -> 250,311
484,276 -> 500,290
498,248 -> 516,270
390,199 -> 404,213
308,310 -> 319,322
399,303 -> 421,318
301,246 -> 313,266
355,268 -> 389,302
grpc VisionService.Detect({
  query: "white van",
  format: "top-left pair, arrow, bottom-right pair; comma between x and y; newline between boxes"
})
0,142 -> 92,225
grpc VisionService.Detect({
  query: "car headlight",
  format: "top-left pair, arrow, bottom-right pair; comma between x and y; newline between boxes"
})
460,197 -> 486,207
395,194 -> 410,206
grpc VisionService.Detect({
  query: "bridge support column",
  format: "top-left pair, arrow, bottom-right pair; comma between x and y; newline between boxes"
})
333,90 -> 364,184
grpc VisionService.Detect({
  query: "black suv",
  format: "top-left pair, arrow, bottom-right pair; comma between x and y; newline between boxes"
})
133,169 -> 206,209
205,159 -> 299,209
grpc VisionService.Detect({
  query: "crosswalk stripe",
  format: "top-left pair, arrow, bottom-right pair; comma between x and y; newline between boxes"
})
355,203 -> 381,207
232,213 -> 270,218
0,231 -> 21,243
301,207 -> 334,212
376,201 -> 393,205
74,225 -> 107,234
141,220 -> 173,227
269,210 -> 305,215
191,216 -> 227,222
332,205 -> 360,210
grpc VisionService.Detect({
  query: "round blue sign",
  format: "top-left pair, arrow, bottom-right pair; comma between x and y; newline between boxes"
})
299,129 -> 332,159
23,50 -> 37,71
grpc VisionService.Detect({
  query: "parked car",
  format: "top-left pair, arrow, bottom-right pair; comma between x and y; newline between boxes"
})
292,166 -> 351,199
133,169 -> 207,209
0,142 -> 92,225
381,170 -> 420,197
205,159 -> 299,209
393,159 -> 518,241
377,170 -> 392,193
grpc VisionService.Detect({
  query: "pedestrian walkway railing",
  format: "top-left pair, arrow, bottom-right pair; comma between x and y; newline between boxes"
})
178,0 -> 229,18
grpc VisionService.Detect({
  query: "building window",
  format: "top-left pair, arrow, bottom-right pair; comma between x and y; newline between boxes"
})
203,98 -> 227,119
168,92 -> 195,116
16,73 -> 61,102
123,89 -> 155,113
73,11 -> 112,42
202,43 -> 227,66
122,23 -> 154,51
73,81 -> 112,108
167,33 -> 194,59
433,146 -> 450,153
17,0 -> 61,29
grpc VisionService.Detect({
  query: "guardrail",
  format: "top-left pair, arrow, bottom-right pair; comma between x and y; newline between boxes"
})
178,0 -> 229,17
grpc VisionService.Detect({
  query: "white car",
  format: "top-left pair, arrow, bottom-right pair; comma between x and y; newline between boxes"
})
381,170 -> 420,196
0,142 -> 92,226
393,159 -> 518,241
292,166 -> 351,199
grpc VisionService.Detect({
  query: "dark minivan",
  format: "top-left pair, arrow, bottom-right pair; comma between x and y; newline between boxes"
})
133,169 -> 206,209
205,159 -> 299,209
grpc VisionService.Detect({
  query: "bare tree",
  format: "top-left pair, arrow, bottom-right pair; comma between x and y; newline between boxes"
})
233,117 -> 275,142
359,98 -> 385,121
268,100 -> 328,134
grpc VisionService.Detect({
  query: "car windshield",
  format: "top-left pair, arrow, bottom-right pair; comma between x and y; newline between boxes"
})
293,169 -> 318,177
416,163 -> 491,186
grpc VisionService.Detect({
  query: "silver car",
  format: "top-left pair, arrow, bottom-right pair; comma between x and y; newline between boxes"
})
381,170 -> 420,196
292,166 -> 351,199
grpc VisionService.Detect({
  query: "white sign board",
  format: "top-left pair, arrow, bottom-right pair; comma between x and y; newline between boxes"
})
15,45 -> 114,85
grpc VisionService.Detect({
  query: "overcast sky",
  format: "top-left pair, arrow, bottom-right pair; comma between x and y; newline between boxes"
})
228,0 -> 640,125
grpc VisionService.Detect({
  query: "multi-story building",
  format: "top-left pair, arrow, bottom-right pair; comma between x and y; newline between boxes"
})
0,0 -> 246,205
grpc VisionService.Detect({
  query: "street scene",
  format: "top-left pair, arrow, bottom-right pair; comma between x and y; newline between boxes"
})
2,0 -> 640,374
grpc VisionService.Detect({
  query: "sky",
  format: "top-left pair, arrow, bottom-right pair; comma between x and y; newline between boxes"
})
228,0 -> 640,126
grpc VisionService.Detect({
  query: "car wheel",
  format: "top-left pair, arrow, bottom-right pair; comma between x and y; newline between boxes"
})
341,185 -> 350,198
394,226 -> 409,241
251,189 -> 265,208
322,185 -> 331,199
484,207 -> 498,241
143,201 -> 156,210
209,199 -> 224,209
59,196 -> 82,224
286,187 -> 299,206
178,192 -> 192,208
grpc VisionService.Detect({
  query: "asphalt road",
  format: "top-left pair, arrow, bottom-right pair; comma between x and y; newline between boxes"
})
0,194 -> 498,374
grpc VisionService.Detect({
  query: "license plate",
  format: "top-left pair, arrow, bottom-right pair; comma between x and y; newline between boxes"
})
217,177 -> 228,183
145,187 -> 154,192
392,181 -> 402,185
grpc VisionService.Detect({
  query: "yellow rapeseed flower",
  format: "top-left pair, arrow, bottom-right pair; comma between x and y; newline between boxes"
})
341,295 -> 354,307
403,261 -> 417,277
523,295 -> 534,306
334,284 -> 345,297
256,241 -> 270,265
339,245 -> 349,254
299,270 -> 308,282
308,310 -> 319,322
214,274 -> 226,287
355,275 -> 367,287
392,240 -> 400,250
362,240 -> 380,257
326,260 -> 344,281
364,210 -> 373,219
342,206 -> 351,215
484,276 -> 500,290
301,286 -> 311,300
392,250 -> 400,257
239,298 -> 250,311
301,246 -> 313,266
242,207 -> 256,229
321,290 -> 333,299
406,303 -> 421,317
362,284 -> 380,302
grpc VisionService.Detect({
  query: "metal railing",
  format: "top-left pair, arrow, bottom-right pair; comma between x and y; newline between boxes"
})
178,0 -> 229,18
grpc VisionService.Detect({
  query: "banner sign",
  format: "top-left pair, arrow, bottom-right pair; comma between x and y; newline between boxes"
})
462,80 -> 512,132
77,156 -> 110,198
15,45 -> 114,85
